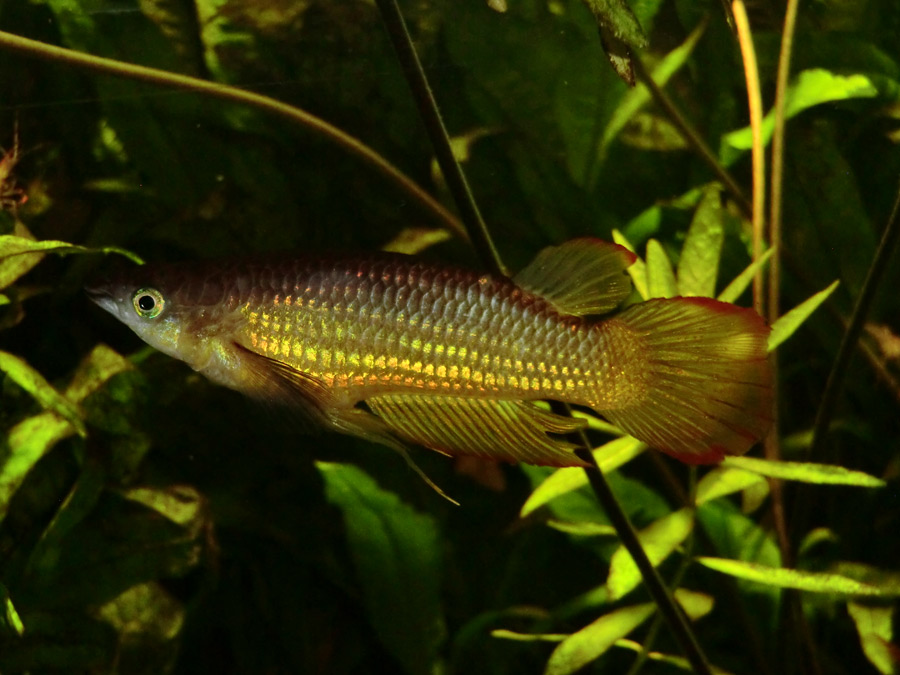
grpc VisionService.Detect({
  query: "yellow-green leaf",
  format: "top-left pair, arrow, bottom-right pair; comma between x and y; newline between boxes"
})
646,239 -> 677,299
0,350 -> 86,437
717,247 -> 775,303
607,507 -> 694,600
722,456 -> 885,487
695,466 -> 768,505
612,229 -> 648,300
544,603 -> 655,675
697,558 -> 900,597
768,280 -> 840,351
0,235 -> 143,266
674,588 -> 714,621
615,639 -> 736,674
520,436 -> 647,516
848,602 -> 897,675
677,184 -> 724,298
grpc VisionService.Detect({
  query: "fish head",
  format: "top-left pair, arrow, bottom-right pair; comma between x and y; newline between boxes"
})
86,264 -> 196,362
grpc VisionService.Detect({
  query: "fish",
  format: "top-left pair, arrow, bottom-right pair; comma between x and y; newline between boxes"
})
86,238 -> 772,471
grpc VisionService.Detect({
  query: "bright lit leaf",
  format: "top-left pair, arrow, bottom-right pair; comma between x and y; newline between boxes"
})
381,227 -> 452,255
492,629 -> 566,642
615,639 -> 736,674
697,558 -> 900,597
546,520 -> 618,537
722,456 -> 885,488
0,235 -> 142,265
607,507 -> 694,600
674,588 -> 714,621
677,184 -> 724,298
717,247 -> 775,303
768,280 -> 840,351
612,229 -> 648,299
721,70 -> 878,165
848,602 -> 897,675
520,436 -> 647,516
0,583 -> 24,638
122,486 -> 205,529
544,603 -> 655,675
695,466 -> 767,505
317,462 -> 446,675
645,239 -> 677,299
0,350 -> 86,437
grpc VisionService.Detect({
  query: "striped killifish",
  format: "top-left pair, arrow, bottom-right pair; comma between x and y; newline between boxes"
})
87,239 -> 772,470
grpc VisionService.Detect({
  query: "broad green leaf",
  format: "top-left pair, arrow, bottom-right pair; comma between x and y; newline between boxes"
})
768,280 -> 840,351
580,0 -> 648,50
722,456 -> 885,487
717,247 -> 775,303
697,558 -> 900,597
96,582 -> 185,647
122,486 -> 206,529
645,239 -> 677,299
318,462 -> 445,675
607,507 -> 694,600
520,436 -> 647,516
677,184 -> 724,297
612,229 -> 648,299
0,235 -> 143,265
615,639 -> 735,674
544,603 -> 655,675
601,20 -> 705,153
720,70 -> 879,165
0,350 -> 86,437
695,466 -> 767,505
847,602 -> 897,675
0,223 -> 45,290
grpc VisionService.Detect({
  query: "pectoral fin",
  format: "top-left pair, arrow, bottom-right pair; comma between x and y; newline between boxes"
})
514,238 -> 636,316
365,394 -> 589,467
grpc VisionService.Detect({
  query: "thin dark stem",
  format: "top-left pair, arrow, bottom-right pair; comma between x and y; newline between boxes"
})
374,2 -> 712,672
809,177 -> 900,454
0,30 -> 467,241
374,0 -> 508,277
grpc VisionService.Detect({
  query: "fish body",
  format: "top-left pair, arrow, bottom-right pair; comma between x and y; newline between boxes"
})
87,239 -> 772,466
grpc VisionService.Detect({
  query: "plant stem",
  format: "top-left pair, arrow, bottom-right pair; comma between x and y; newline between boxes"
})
0,30 -> 467,242
374,2 -> 712,673
373,0 -> 508,277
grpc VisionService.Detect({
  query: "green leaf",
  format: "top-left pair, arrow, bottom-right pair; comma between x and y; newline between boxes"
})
520,436 -> 647,516
847,602 -> 897,675
607,507 -> 694,600
580,0 -> 648,50
122,486 -> 206,528
545,520 -> 618,537
645,239 -> 677,299
0,235 -> 143,266
768,280 -> 840,351
0,583 -> 24,638
673,588 -> 714,621
317,462 -> 445,675
615,638 -> 736,674
720,69 -> 879,166
717,247 -> 775,303
492,629 -> 566,643
612,229 -> 649,300
0,350 -> 86,437
677,184 -> 724,297
544,603 -> 655,675
722,456 -> 885,487
696,558 -> 900,597
695,466 -> 767,505
601,19 -> 705,153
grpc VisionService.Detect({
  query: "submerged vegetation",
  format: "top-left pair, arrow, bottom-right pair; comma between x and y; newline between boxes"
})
1,0 -> 899,673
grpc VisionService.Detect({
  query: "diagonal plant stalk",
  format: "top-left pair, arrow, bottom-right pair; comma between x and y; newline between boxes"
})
373,1 -> 713,673
0,30 -> 467,242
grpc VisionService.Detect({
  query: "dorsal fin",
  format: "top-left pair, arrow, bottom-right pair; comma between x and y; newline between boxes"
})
513,238 -> 637,316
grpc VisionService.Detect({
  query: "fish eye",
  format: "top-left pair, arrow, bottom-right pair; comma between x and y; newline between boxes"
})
132,288 -> 165,319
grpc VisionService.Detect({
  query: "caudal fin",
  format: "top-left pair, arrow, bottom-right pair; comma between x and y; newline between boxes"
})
601,297 -> 772,464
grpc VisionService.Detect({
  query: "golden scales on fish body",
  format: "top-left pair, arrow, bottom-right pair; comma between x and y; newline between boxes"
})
87,238 -> 772,476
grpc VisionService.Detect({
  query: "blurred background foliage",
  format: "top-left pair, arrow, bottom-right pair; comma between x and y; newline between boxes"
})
0,0 -> 899,673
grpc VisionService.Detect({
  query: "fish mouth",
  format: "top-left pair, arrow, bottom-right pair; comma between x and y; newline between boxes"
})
84,280 -> 121,316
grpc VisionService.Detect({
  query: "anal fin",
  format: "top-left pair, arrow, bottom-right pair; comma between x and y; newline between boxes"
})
365,394 -> 589,467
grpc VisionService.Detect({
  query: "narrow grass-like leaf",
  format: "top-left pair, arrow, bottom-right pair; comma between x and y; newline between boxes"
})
722,456 -> 885,487
0,350 -> 86,437
520,436 -> 647,516
695,466 -> 768,505
768,280 -> 840,351
697,558 -> 900,597
544,603 -> 655,675
612,229 -> 648,300
0,235 -> 143,265
677,184 -> 724,297
0,583 -> 24,638
615,639 -> 736,674
717,247 -> 775,303
720,70 -> 878,165
492,629 -> 566,642
645,239 -> 677,299
546,520 -> 618,537
847,602 -> 896,675
317,462 -> 445,675
607,507 -> 694,599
